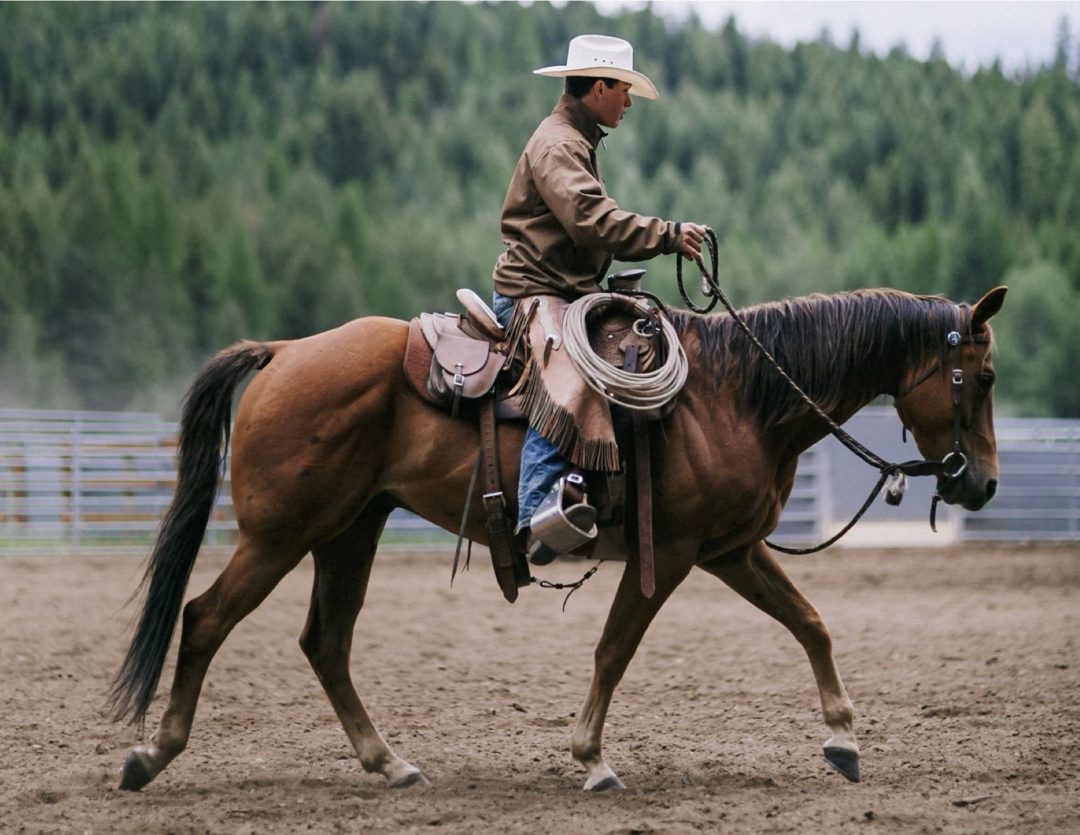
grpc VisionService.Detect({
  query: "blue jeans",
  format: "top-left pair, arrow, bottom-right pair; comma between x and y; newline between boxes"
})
493,291 -> 566,531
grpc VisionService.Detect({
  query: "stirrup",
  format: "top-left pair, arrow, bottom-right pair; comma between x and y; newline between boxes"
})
526,473 -> 598,565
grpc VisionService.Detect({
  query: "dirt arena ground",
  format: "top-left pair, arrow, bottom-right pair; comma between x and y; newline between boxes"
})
1,544 -> 1077,834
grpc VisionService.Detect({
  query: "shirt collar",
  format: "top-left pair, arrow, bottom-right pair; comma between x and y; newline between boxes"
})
554,94 -> 607,149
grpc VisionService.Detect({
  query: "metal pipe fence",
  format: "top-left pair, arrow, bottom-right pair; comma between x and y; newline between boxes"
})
2,408 -> 1078,554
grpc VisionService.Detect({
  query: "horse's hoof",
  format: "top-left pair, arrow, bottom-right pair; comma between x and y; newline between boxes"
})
389,769 -> 430,789
585,774 -> 626,792
118,752 -> 155,791
824,746 -> 861,783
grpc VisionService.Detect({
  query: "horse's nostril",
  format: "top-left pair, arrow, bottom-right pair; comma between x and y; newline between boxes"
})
986,479 -> 998,501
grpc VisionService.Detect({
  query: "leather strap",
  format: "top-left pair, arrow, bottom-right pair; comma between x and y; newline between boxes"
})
452,451 -> 483,585
479,397 -> 528,603
623,345 -> 655,599
633,413 -> 655,598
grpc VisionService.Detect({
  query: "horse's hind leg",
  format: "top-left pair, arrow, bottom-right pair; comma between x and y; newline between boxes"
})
699,541 -> 861,782
299,503 -> 427,788
121,535 -> 306,790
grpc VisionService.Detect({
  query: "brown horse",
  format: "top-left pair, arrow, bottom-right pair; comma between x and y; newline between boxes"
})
110,285 -> 1006,793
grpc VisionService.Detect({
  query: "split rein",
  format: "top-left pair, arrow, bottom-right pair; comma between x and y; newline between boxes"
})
676,229 -> 973,555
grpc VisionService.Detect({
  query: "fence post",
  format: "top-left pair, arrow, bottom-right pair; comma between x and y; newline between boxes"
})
71,415 -> 83,550
1073,440 -> 1078,540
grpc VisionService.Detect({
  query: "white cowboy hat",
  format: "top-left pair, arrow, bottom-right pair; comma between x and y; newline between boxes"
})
534,34 -> 659,100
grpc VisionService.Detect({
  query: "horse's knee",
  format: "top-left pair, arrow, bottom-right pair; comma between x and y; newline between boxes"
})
794,611 -> 832,654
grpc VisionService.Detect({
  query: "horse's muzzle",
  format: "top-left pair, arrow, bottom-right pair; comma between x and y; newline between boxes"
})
938,469 -> 998,511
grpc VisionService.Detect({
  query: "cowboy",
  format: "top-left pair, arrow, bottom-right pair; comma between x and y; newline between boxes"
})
492,34 -> 707,565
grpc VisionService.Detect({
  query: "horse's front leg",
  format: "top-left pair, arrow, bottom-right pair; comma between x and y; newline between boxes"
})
572,550 -> 694,791
699,541 -> 860,782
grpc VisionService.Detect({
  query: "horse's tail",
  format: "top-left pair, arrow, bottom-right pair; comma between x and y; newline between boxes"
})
108,340 -> 274,725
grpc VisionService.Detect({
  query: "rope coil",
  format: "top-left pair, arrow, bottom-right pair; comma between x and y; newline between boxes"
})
562,294 -> 689,411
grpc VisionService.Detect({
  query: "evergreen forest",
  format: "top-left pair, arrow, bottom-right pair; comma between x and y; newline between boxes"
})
2,2 -> 1080,415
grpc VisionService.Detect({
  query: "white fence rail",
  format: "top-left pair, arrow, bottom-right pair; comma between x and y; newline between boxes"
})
961,418 -> 1080,541
0,409 -> 233,551
2,408 -> 1078,554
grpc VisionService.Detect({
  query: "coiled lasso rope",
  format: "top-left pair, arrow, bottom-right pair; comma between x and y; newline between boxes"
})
562,293 -> 689,411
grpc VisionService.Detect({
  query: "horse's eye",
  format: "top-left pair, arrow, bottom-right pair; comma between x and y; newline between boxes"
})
976,372 -> 995,390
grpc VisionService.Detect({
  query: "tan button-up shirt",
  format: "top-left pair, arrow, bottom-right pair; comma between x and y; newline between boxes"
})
493,95 -> 679,299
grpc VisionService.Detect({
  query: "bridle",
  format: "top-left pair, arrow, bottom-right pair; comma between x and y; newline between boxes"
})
894,315 -> 992,484
891,311 -> 997,532
676,230 -> 986,554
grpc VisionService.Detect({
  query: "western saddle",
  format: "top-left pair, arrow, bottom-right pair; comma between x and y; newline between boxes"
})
402,271 -> 662,603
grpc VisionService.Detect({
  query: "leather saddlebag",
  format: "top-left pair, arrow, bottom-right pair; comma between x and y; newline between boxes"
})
405,313 -> 504,415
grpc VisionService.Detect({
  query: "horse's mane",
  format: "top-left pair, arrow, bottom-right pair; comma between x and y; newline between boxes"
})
668,288 -> 966,428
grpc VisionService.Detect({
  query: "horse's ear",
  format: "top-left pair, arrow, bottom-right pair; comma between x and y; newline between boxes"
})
972,286 -> 1007,328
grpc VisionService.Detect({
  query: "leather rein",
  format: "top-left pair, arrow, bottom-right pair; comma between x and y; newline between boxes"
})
677,229 -> 981,554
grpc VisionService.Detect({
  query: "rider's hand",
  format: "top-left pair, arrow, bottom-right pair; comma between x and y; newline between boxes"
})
677,222 -> 707,261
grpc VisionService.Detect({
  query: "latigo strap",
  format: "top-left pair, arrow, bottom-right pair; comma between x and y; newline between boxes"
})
478,397 -> 530,602
622,344 -> 655,599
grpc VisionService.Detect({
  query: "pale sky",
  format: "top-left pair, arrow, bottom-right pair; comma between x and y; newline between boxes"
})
594,1 -> 1080,73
